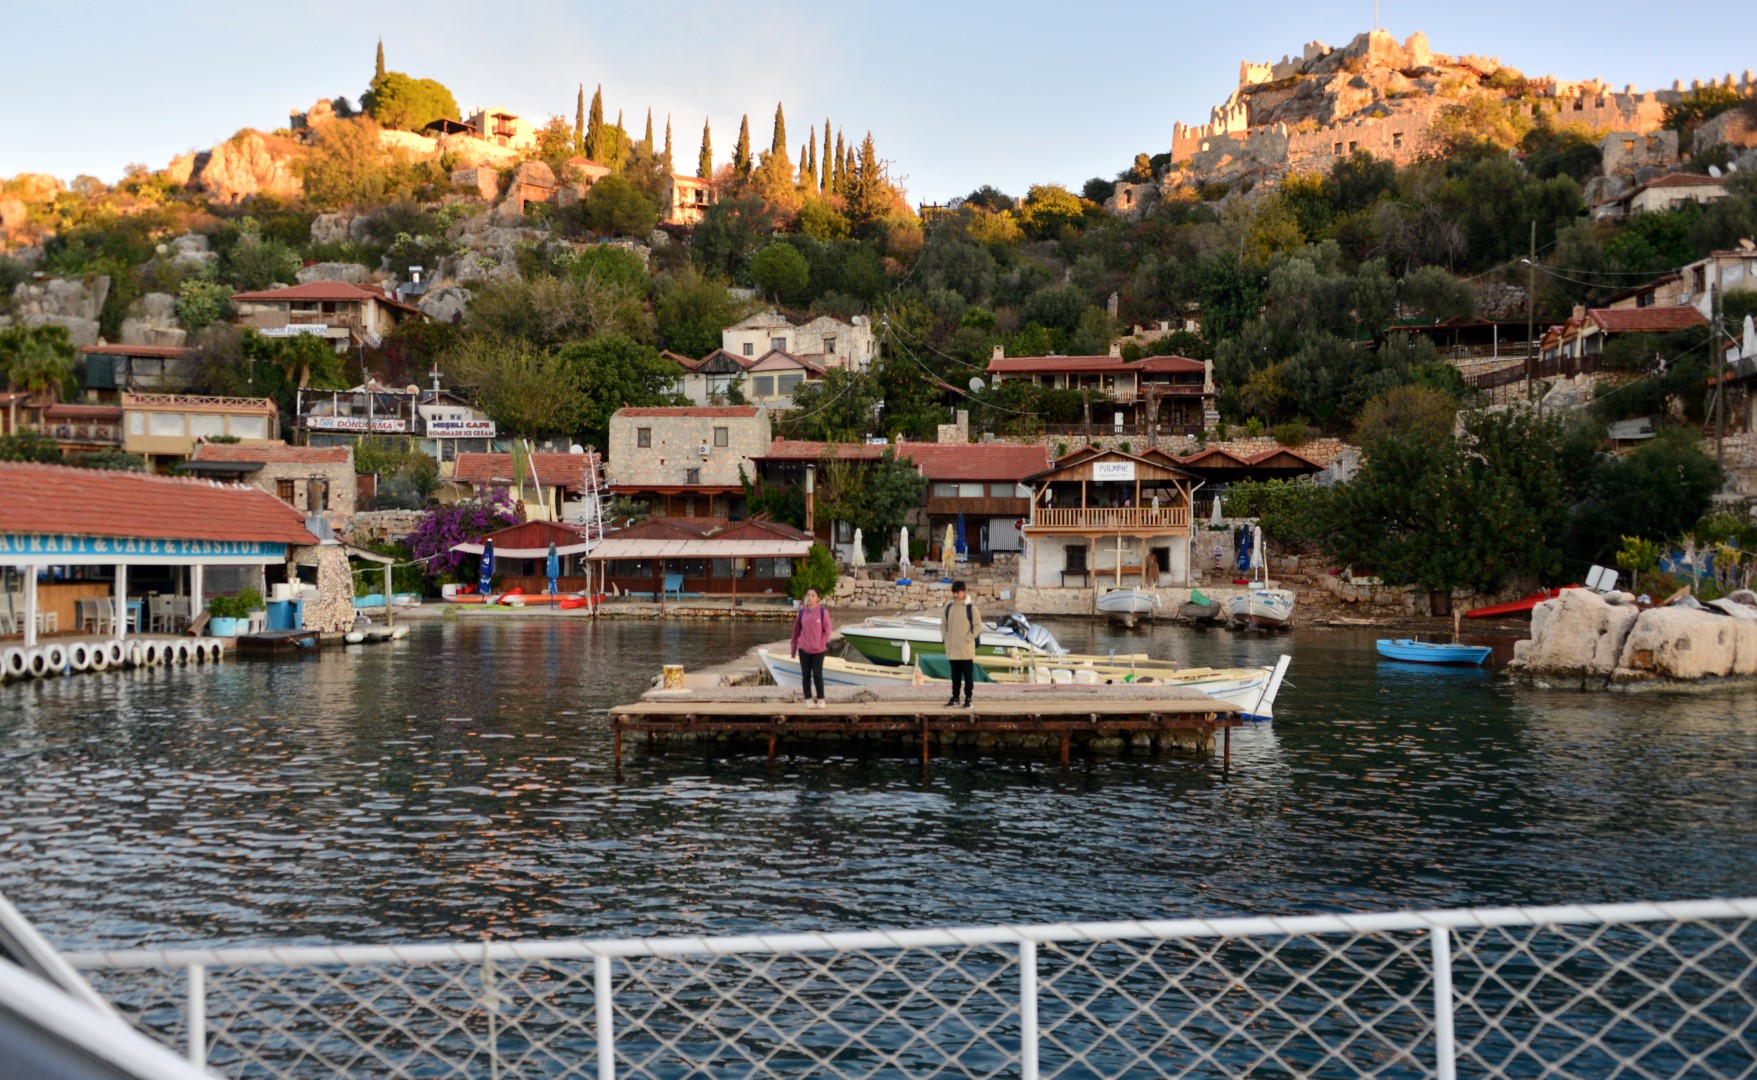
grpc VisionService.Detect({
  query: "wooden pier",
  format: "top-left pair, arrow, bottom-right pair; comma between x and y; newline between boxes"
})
610,688 -> 1241,768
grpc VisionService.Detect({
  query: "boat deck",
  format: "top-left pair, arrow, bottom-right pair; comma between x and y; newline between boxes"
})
611,685 -> 1241,768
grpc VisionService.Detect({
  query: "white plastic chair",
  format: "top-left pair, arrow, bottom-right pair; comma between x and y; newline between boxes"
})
88,598 -> 116,635
35,611 -> 57,634
245,609 -> 268,635
0,612 -> 15,636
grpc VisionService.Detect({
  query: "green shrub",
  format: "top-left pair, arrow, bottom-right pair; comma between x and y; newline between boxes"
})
788,543 -> 840,600
1221,479 -> 1335,543
1272,420 -> 1313,447
1244,417 -> 1265,437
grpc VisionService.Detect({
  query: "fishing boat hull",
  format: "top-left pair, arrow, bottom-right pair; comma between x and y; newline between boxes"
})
1179,602 -> 1223,624
840,623 -> 1033,666
1225,589 -> 1296,630
1096,589 -> 1158,616
1463,586 -> 1579,619
1376,639 -> 1491,665
763,651 -> 1295,721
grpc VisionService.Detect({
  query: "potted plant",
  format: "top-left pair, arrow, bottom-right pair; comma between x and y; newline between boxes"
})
207,593 -> 246,637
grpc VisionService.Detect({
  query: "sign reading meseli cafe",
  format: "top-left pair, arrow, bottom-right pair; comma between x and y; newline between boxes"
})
0,534 -> 289,563
1092,461 -> 1137,481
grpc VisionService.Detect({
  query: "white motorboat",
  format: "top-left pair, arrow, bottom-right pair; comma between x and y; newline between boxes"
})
840,612 -> 1066,665
1096,588 -> 1158,615
762,650 -> 1294,720
1226,588 -> 1296,630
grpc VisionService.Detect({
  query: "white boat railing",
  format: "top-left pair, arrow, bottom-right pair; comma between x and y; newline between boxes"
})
59,898 -> 1757,1078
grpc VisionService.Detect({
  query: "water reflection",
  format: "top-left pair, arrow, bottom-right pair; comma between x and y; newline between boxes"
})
1,617 -> 1753,953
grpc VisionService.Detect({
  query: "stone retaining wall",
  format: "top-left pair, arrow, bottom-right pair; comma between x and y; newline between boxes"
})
345,510 -> 425,547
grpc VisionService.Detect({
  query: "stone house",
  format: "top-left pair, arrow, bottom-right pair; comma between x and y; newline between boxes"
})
1592,173 -> 1728,221
464,107 -> 538,152
76,344 -> 196,401
663,174 -> 714,226
186,440 -> 358,523
742,350 -> 824,409
231,281 -> 423,351
605,405 -> 771,518
1018,447 -> 1198,589
985,349 -> 1217,437
721,311 -> 877,370
1679,242 -> 1757,321
1539,305 -> 1710,369
1598,130 -> 1679,177
665,349 -> 750,406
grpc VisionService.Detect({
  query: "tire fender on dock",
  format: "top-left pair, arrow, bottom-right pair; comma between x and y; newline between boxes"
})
67,642 -> 92,672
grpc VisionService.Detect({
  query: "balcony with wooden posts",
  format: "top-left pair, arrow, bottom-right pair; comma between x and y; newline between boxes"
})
926,496 -> 1032,518
1029,506 -> 1189,533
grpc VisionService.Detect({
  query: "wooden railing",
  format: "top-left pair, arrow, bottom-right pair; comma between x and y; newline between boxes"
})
1030,507 -> 1190,531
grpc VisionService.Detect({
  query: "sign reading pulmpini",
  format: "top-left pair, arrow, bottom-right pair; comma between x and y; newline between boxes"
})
1092,461 -> 1136,481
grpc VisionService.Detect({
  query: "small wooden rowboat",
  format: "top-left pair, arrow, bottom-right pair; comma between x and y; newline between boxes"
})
1375,639 -> 1491,665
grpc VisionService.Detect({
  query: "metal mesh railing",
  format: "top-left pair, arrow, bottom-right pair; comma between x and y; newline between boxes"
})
64,899 -> 1757,1079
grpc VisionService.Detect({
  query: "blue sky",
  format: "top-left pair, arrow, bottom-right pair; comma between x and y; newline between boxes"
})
3,1 -> 1752,203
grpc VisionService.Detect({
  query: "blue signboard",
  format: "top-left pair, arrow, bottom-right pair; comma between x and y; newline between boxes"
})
0,534 -> 288,560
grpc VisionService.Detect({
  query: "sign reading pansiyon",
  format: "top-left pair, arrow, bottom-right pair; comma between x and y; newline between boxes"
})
426,419 -> 496,438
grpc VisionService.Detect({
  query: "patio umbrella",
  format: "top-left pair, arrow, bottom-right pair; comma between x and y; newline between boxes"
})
1251,525 -> 1265,575
1236,526 -> 1251,573
1210,493 -> 1223,526
954,513 -> 967,557
851,528 -> 866,568
942,523 -> 956,579
898,527 -> 910,574
479,539 -> 496,596
546,542 -> 560,596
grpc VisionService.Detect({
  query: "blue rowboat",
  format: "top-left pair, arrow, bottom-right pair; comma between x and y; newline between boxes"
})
1376,639 -> 1491,665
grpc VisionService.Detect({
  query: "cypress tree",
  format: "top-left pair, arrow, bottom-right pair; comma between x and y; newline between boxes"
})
797,143 -> 808,185
846,131 -> 886,223
586,85 -> 605,161
833,131 -> 845,193
806,131 -> 818,190
734,114 -> 752,178
574,85 -> 585,150
642,108 -> 654,155
821,119 -> 832,192
613,109 -> 628,170
663,114 -> 674,173
375,38 -> 385,80
771,103 -> 787,158
698,118 -> 712,179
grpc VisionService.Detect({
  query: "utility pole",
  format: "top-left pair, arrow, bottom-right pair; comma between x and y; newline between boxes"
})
1525,220 -> 1537,404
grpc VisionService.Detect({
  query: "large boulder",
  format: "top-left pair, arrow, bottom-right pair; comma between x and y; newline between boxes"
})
118,292 -> 186,347
418,286 -> 471,323
8,276 -> 109,347
166,233 -> 217,270
190,130 -> 302,204
309,212 -> 355,246
1614,607 -> 1751,681
1512,588 -> 1638,678
295,262 -> 371,285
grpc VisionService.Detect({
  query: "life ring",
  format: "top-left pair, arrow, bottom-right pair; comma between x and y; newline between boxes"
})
42,643 -> 68,674
127,642 -> 145,667
67,642 -> 92,672
89,644 -> 110,671
26,648 -> 49,678
3,647 -> 26,678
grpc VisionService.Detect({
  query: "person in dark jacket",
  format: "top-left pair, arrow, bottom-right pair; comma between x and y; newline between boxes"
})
790,587 -> 833,708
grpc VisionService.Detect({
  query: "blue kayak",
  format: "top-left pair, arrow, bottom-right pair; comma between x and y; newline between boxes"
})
1376,639 -> 1492,666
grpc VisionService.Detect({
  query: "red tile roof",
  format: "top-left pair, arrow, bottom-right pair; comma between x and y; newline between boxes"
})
756,440 -> 888,462
1588,307 -> 1710,334
78,343 -> 194,358
191,440 -> 352,465
986,354 -> 1206,375
0,462 -> 318,544
1639,173 -> 1727,189
42,404 -> 122,420
660,350 -> 700,371
615,406 -> 762,418
453,452 -> 600,492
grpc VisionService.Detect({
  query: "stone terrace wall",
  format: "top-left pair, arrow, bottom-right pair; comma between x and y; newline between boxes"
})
345,510 -> 425,547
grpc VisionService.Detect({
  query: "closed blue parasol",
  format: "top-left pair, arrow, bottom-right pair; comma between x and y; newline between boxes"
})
479,539 -> 495,596
545,541 -> 560,595
955,512 -> 968,556
1236,526 -> 1251,573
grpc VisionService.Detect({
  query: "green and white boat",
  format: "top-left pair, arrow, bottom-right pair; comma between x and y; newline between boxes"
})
839,613 -> 1065,666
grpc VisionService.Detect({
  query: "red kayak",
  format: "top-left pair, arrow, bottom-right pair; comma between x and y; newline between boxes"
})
1464,585 -> 1580,619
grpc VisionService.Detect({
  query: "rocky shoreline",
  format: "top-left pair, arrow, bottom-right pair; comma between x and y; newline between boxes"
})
1506,588 -> 1757,689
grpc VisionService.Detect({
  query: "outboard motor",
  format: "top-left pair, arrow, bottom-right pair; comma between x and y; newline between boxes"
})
997,613 -> 1068,655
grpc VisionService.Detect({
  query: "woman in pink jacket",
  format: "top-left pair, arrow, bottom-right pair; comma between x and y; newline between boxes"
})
790,587 -> 833,707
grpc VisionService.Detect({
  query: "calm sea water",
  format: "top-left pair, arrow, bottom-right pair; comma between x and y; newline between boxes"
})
2,617 -> 1754,951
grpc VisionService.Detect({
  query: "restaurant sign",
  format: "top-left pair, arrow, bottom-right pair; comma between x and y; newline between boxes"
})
1092,461 -> 1136,481
0,534 -> 289,561
305,415 -> 408,433
426,418 -> 496,438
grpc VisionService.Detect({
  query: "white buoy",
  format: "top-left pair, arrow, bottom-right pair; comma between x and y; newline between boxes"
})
68,642 -> 92,672
127,642 -> 145,667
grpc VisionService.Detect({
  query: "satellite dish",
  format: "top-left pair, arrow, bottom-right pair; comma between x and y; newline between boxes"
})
968,377 -> 986,393
569,444 -> 586,454
1728,162 -> 1740,173
1708,165 -> 1723,178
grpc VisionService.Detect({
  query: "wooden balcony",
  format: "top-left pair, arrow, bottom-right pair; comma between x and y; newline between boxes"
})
926,496 -> 1031,518
1028,506 -> 1190,533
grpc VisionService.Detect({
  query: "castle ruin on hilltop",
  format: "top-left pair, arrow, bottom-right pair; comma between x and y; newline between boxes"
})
1107,29 -> 1755,212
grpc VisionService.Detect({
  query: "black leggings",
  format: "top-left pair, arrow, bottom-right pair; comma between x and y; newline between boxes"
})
798,650 -> 826,700
948,659 -> 975,702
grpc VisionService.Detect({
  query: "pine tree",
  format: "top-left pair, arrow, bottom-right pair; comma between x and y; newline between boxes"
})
642,108 -> 654,155
845,131 -> 888,224
663,114 -> 674,173
574,85 -> 585,151
806,131 -> 818,190
821,119 -> 832,193
734,114 -> 752,178
698,118 -> 712,179
375,38 -> 385,80
586,85 -> 606,161
771,103 -> 787,158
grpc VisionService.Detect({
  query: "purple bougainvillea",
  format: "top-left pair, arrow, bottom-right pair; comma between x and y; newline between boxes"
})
407,487 -> 519,579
